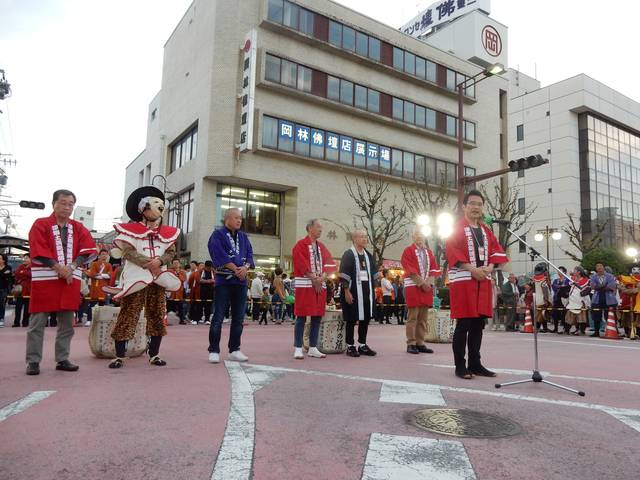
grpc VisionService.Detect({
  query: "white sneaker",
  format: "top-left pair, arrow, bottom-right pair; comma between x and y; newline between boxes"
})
83,321 -> 91,327
204,321 -> 211,325
228,350 -> 248,362
307,347 -> 326,358
294,347 -> 304,359
0,321 -> 4,328
223,318 -> 230,324
191,321 -> 198,325
208,352 -> 220,364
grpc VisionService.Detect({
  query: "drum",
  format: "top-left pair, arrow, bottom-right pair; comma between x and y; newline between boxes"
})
88,305 -> 148,358
317,310 -> 346,354
424,309 -> 455,343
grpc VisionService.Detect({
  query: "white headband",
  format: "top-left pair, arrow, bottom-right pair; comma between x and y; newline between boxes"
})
138,196 -> 152,213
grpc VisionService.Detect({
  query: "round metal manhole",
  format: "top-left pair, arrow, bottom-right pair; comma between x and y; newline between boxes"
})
410,408 -> 523,438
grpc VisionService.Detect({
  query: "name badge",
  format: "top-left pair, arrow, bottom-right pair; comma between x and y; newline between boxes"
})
359,271 -> 369,281
478,247 -> 486,262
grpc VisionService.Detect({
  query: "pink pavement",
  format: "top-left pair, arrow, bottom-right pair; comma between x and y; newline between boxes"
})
1,320 -> 639,480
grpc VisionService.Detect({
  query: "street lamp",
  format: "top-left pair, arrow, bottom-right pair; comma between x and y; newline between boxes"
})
456,63 -> 506,207
625,247 -> 638,262
534,226 -> 562,265
416,211 -> 454,239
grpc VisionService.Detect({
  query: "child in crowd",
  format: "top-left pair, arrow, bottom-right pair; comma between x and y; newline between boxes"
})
259,287 -> 271,325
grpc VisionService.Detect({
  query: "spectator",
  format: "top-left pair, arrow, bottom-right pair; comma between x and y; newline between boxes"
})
501,273 -> 520,332
12,254 -> 31,328
259,287 -> 271,325
250,271 -> 264,321
199,260 -> 215,325
188,262 -> 203,324
380,269 -> 394,325
565,266 -> 590,335
0,253 -> 13,328
168,259 -> 187,324
394,275 -> 406,325
551,267 -> 571,333
589,262 -> 617,337
271,267 -> 286,324
85,249 -> 112,325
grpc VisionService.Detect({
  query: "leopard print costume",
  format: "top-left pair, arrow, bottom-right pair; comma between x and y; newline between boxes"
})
111,283 -> 167,341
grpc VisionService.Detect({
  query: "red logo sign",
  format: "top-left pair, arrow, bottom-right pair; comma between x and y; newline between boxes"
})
482,26 -> 502,57
243,39 -> 252,53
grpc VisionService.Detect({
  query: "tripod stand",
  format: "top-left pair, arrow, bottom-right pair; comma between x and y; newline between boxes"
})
495,227 -> 585,397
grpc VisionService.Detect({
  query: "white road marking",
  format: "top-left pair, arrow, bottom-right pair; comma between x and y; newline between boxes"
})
420,363 -> 640,387
379,381 -> 445,406
361,433 -> 476,480
244,368 -> 285,393
603,409 -> 640,434
210,362 -> 255,480
513,337 -> 640,351
0,391 -> 56,423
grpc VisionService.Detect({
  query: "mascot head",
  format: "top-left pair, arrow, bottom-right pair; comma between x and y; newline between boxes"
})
125,186 -> 166,223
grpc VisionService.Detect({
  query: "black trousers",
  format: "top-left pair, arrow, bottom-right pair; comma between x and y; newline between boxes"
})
342,285 -> 371,345
14,296 -> 30,327
452,317 -> 486,371
382,295 -> 393,322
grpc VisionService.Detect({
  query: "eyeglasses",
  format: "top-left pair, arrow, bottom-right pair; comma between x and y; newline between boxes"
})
465,201 -> 484,207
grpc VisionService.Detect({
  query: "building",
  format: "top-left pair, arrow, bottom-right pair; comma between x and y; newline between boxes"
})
508,70 -> 640,273
73,206 -> 95,231
124,0 -> 508,270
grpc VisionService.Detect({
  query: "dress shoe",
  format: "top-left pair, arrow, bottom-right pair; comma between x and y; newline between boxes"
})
406,345 -> 419,354
589,332 -> 600,337
358,345 -> 377,356
469,365 -> 496,377
26,363 -> 40,375
455,369 -> 472,379
55,360 -> 79,372
346,345 -> 360,357
416,344 -> 434,354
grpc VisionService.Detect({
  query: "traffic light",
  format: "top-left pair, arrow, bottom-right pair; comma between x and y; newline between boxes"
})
19,200 -> 45,209
508,154 -> 548,172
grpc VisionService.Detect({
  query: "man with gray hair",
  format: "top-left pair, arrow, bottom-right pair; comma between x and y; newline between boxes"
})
339,230 -> 379,357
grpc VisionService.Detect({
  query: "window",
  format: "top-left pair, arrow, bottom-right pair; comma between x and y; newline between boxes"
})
415,57 -> 426,79
392,97 -> 403,120
329,21 -> 342,47
340,79 -> 353,105
446,115 -> 457,136
415,105 -> 426,128
403,151 -> 414,178
265,54 -> 281,82
294,124 -> 310,156
262,116 -> 278,148
355,85 -> 367,110
446,69 -> 456,90
519,234 -> 527,253
310,128 -> 324,159
339,136 -> 353,164
217,185 -> 281,236
404,51 -> 415,75
393,47 -> 404,69
278,119 -> 294,152
518,197 -> 525,214
392,149 -> 403,176
518,168 -> 524,178
267,0 -> 284,23
138,170 -> 144,187
327,75 -> 340,101
426,109 -> 436,130
354,140 -> 366,167
367,89 -> 380,113
415,155 -> 425,181
170,124 -> 198,172
297,65 -> 312,92
283,1 -> 299,29
342,26 -> 356,51
403,101 -> 415,124
326,132 -> 339,161
299,7 -> 314,35
465,121 -> 476,143
355,31 -> 368,56
426,60 -> 437,82
168,188 -> 194,234
368,37 -> 381,61
517,124 -> 524,142
281,59 -> 297,87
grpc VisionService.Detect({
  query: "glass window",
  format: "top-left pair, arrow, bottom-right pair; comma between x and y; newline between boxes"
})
517,124 -> 524,141
246,190 -> 281,236
415,57 -> 426,79
465,121 -> 476,142
426,109 -> 436,130
339,135 -> 353,164
404,51 -> 416,75
367,89 -> 380,113
446,115 -> 457,136
283,1 -> 299,29
294,124 -> 310,157
327,75 -> 340,101
465,83 -> 475,98
297,65 -> 312,92
310,128 -> 324,159
355,85 -> 367,110
424,157 -> 436,183
356,32 -> 368,56
299,8 -> 314,35
342,26 -> 356,51
436,160 -> 447,185
518,198 -> 525,214
340,79 -> 353,105
446,163 -> 457,187
415,155 -> 425,181
426,60 -> 437,82
446,69 -> 456,90
354,140 -> 366,167
366,143 -> 379,171
403,151 -> 414,178
267,0 -> 284,23
392,149 -> 403,176
393,47 -> 404,70
265,54 -> 281,83
281,59 -> 297,88
368,37 -> 381,61
415,105 -> 426,128
379,146 -> 391,172
392,97 -> 403,120
278,119 -> 294,152
326,132 -> 339,162
329,21 -> 342,47
404,101 -> 415,124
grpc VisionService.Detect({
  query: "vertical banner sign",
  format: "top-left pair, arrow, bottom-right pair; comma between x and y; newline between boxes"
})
239,29 -> 257,152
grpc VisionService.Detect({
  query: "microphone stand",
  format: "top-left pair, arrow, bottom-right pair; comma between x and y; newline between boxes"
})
494,226 -> 585,397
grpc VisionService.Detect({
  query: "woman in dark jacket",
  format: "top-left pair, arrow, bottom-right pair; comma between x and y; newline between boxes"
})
0,253 -> 14,327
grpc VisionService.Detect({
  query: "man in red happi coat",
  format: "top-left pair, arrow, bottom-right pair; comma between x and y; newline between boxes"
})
291,219 -> 336,360
26,189 -> 97,375
446,190 -> 507,379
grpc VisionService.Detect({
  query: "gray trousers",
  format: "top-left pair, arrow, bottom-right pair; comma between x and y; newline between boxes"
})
26,311 -> 75,364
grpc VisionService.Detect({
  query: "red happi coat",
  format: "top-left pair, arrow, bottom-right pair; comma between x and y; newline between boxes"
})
292,236 -> 336,317
29,214 -> 97,313
445,218 -> 507,319
401,244 -> 441,308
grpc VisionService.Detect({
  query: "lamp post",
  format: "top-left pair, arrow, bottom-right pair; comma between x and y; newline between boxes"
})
534,226 -> 562,266
456,63 -> 506,208
625,247 -> 638,263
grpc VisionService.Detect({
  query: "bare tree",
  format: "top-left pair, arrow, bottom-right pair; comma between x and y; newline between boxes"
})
336,175 -> 412,265
560,212 -> 608,263
479,179 -> 537,250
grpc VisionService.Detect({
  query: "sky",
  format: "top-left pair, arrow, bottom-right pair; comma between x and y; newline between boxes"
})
1,0 -> 639,238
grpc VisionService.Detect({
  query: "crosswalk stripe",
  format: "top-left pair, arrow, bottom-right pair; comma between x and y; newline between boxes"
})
379,381 -> 445,406
0,391 -> 56,423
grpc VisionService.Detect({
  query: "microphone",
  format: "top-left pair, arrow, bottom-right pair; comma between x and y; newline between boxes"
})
483,214 -> 511,226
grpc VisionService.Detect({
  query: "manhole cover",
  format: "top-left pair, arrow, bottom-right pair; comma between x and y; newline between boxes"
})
410,408 -> 523,438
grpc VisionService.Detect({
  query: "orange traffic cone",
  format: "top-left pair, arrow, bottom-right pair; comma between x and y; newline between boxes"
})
603,308 -> 621,340
522,309 -> 534,333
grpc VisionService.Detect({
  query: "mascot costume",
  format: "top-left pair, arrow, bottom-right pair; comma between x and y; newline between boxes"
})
104,186 -> 181,368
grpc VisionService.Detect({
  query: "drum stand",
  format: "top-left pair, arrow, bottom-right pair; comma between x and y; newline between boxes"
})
495,228 -> 585,397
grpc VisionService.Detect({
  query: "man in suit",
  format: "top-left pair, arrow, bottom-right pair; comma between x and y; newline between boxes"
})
501,273 -> 520,331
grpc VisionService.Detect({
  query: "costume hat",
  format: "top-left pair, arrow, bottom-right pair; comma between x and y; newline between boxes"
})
125,186 -> 165,222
